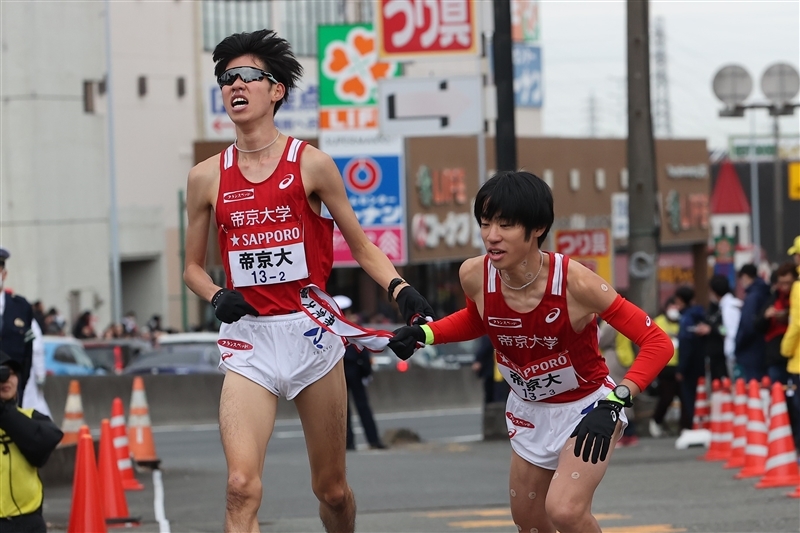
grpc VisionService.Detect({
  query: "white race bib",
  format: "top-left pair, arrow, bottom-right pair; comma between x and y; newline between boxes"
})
496,350 -> 580,401
227,221 -> 309,287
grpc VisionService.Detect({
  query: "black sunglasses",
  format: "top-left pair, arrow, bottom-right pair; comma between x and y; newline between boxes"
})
217,66 -> 279,88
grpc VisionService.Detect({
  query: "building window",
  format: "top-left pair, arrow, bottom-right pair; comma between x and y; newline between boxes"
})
138,76 -> 148,97
595,168 -> 606,190
83,81 -> 95,113
201,0 -> 370,56
543,169 -> 554,189
569,169 -> 580,191
620,168 -> 629,190
177,77 -> 186,98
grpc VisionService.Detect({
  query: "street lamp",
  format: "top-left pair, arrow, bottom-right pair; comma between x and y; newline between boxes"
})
712,62 -> 800,260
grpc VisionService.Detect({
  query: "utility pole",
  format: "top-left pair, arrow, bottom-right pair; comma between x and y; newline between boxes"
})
493,0 -> 517,171
626,0 -> 660,317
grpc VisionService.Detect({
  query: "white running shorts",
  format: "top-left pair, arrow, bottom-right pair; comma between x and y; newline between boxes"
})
505,384 -> 628,470
217,312 -> 345,400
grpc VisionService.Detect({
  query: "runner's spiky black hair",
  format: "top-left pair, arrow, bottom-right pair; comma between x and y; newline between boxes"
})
213,29 -> 303,114
474,170 -> 554,246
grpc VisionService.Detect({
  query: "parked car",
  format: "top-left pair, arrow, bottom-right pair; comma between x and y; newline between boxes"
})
43,336 -> 96,376
122,344 -> 223,375
81,338 -> 153,374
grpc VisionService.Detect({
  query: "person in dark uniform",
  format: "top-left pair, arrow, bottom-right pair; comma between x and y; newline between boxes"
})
0,351 -> 64,532
335,296 -> 385,451
0,247 -> 36,404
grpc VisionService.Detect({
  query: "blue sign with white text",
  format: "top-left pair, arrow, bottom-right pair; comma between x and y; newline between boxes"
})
513,43 -> 542,108
332,155 -> 403,227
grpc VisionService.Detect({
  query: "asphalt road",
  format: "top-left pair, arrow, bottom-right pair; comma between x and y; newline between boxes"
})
44,408 -> 800,533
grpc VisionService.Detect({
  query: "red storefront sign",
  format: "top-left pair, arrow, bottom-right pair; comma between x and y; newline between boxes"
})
377,0 -> 478,59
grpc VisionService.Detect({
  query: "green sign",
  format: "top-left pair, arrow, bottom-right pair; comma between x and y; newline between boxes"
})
318,24 -> 399,108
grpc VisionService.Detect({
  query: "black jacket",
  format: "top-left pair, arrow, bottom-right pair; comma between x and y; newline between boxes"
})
0,401 -> 63,468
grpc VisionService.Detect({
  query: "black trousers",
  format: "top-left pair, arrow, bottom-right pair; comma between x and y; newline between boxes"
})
344,363 -> 381,448
0,510 -> 47,533
652,366 -> 679,425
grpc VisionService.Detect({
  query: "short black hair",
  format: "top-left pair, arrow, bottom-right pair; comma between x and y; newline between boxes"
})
674,286 -> 695,306
737,263 -> 758,279
474,171 -> 554,246
775,262 -> 798,280
709,274 -> 731,297
213,29 -> 302,114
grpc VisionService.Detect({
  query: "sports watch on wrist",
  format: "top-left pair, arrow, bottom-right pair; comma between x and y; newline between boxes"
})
608,384 -> 633,407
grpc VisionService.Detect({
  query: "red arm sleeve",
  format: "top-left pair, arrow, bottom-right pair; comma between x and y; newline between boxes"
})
599,295 -> 673,392
428,298 -> 486,344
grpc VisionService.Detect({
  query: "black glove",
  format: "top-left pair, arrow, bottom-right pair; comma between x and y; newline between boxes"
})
395,286 -> 436,326
387,325 -> 426,361
211,288 -> 259,324
570,399 -> 623,464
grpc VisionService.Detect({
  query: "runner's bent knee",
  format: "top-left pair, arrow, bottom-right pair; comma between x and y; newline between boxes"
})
226,470 -> 262,511
312,475 -> 349,508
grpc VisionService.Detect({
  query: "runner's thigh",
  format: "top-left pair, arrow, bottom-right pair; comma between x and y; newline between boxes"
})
294,360 -> 348,478
219,370 -> 279,473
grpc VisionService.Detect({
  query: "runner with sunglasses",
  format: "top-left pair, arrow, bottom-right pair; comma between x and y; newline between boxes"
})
389,171 -> 673,533
184,30 -> 434,533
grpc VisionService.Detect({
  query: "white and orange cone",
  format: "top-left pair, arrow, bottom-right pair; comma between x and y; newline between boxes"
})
736,379 -> 769,479
128,377 -> 160,468
755,382 -> 800,489
693,376 -> 710,430
724,378 -> 748,469
61,380 -> 86,446
110,397 -> 144,490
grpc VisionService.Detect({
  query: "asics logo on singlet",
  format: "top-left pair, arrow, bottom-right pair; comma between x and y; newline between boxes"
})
222,189 -> 255,203
545,308 -> 561,324
279,174 -> 295,189
304,327 -> 325,349
488,317 -> 523,328
218,339 -> 253,350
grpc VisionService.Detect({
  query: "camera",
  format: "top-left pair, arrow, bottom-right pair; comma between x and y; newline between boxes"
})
0,367 -> 9,383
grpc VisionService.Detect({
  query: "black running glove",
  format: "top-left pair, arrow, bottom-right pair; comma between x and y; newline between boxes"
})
211,288 -> 259,324
395,286 -> 436,326
388,325 -> 426,361
570,399 -> 623,463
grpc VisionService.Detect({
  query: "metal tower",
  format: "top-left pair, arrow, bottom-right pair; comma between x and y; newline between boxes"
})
652,16 -> 672,138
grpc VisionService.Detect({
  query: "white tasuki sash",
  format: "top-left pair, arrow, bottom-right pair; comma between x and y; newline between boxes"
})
299,285 -> 393,353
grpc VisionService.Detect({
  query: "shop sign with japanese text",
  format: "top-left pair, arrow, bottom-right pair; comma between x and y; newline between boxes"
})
554,229 -> 613,284
377,0 -> 479,59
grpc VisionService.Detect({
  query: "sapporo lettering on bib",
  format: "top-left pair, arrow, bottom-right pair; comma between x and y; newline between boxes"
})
496,350 -> 579,401
227,220 -> 309,287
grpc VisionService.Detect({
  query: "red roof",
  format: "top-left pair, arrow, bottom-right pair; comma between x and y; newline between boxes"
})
710,160 -> 751,214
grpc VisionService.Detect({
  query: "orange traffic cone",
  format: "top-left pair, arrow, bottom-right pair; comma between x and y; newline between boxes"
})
128,377 -> 160,468
724,378 -> 748,469
701,379 -> 727,461
61,380 -> 86,445
736,379 -> 769,479
68,433 -> 107,533
99,419 -> 141,527
110,397 -> 144,490
693,376 -> 710,430
761,376 -> 772,426
755,382 -> 800,488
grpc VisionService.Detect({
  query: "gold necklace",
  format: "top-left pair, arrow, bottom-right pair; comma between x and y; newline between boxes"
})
500,251 -> 544,291
234,129 -> 281,153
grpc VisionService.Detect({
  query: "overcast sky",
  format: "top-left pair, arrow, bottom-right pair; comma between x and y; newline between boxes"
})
539,1 -> 800,149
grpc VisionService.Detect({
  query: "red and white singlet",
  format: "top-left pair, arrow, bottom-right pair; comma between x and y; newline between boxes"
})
215,138 -> 333,316
483,252 -> 611,403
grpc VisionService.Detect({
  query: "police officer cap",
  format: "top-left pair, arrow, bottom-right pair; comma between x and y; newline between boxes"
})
0,246 -> 8,266
0,351 -> 22,373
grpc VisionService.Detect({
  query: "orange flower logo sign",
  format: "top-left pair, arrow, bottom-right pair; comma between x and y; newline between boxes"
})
320,25 -> 398,106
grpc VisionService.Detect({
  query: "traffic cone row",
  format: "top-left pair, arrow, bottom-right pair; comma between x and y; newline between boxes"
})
697,377 -> 800,499
65,379 -> 161,529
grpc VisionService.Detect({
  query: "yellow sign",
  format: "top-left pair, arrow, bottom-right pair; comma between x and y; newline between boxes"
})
554,228 -> 613,285
789,162 -> 800,201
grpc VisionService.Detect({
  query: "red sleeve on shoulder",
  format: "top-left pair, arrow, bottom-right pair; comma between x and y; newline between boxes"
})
428,298 -> 486,344
600,295 -> 674,391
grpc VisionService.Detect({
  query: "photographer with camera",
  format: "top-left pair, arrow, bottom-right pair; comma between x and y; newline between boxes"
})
0,351 -> 63,532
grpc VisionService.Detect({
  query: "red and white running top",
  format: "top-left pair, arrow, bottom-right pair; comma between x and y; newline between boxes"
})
215,138 -> 333,316
483,253 -> 612,403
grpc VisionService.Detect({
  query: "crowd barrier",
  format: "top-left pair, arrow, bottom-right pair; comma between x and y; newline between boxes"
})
43,366 -> 483,431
